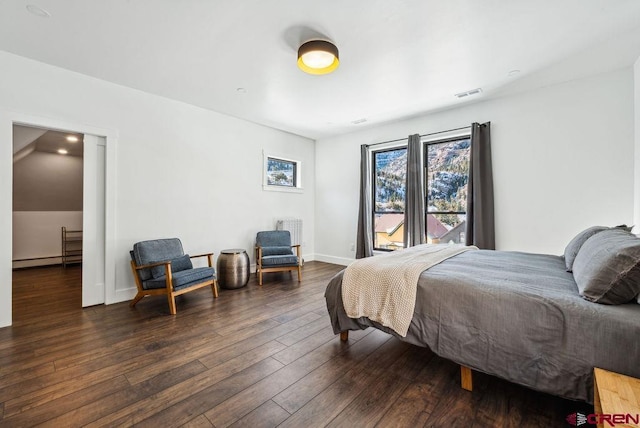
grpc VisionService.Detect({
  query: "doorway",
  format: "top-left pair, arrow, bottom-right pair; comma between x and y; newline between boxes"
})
12,125 -> 84,269
12,124 -> 86,319
0,111 -> 117,328
11,124 -> 106,317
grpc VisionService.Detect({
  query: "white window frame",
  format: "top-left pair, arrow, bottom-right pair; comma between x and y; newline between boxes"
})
262,151 -> 303,193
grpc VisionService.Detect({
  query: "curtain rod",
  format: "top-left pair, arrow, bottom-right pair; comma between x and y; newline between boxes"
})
365,125 -> 472,148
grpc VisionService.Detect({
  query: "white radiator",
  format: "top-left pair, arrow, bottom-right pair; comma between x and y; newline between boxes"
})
276,218 -> 303,246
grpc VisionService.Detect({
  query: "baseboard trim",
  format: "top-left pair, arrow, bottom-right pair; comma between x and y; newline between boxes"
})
110,287 -> 137,305
313,254 -> 353,266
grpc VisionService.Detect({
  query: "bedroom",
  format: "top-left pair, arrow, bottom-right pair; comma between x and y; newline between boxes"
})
0,0 -> 640,425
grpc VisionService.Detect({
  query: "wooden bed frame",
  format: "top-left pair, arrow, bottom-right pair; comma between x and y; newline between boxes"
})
339,330 -> 473,391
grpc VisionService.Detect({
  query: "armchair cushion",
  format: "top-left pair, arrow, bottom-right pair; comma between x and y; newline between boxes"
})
256,231 -> 292,248
261,246 -> 294,256
150,254 -> 193,279
261,255 -> 299,267
143,267 -> 216,290
133,238 -> 185,281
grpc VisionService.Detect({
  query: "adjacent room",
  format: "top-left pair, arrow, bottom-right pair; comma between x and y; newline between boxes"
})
0,1 -> 639,426
12,125 -> 85,320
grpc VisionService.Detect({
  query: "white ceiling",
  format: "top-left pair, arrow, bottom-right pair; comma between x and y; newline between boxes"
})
1,1 -> 640,140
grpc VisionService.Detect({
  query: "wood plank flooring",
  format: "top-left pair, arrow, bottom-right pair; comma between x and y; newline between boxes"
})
3,262 -> 592,427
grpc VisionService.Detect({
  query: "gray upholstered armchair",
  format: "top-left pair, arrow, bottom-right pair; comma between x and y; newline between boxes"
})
255,230 -> 302,286
129,238 -> 218,314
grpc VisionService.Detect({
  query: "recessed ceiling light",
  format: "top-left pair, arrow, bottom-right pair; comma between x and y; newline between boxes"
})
351,118 -> 367,125
26,5 -> 51,17
508,70 -> 521,77
57,149 -> 68,155
236,87 -> 247,93
66,135 -> 79,142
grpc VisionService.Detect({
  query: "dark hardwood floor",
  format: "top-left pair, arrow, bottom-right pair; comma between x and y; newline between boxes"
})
3,262 -> 591,427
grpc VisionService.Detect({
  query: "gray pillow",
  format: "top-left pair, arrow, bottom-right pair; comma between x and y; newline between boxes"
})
572,229 -> 640,304
563,225 -> 633,272
564,226 -> 608,272
150,254 -> 193,279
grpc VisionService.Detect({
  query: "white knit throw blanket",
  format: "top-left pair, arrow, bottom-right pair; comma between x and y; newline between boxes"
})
342,244 -> 477,337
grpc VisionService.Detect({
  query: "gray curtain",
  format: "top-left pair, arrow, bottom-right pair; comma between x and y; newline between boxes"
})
404,134 -> 425,247
466,122 -> 495,249
356,144 -> 373,258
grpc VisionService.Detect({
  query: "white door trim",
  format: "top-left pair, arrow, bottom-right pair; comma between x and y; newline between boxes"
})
82,135 -> 106,307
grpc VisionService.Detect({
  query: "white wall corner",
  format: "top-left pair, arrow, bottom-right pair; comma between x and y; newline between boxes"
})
301,253 -> 315,263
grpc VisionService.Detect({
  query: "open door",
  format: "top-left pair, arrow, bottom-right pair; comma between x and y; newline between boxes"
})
82,134 -> 106,306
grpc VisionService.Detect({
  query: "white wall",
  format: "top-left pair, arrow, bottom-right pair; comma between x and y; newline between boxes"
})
13,150 -> 83,211
315,68 -> 635,263
0,51 -> 315,327
12,148 -> 84,269
634,56 -> 640,233
12,211 -> 82,268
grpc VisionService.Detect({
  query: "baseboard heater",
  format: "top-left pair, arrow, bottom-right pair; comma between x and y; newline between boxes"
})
276,218 -> 303,265
12,255 -> 64,270
12,255 -> 61,262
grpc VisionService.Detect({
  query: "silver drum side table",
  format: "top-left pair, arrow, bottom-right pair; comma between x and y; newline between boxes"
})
217,249 -> 250,289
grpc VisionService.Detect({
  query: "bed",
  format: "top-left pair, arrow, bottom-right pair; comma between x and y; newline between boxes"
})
324,227 -> 640,403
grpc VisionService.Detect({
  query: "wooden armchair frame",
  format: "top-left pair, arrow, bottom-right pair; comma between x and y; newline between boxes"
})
130,253 -> 218,315
255,244 -> 302,286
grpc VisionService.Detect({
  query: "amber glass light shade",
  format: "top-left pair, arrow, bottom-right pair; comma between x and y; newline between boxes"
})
297,40 -> 339,75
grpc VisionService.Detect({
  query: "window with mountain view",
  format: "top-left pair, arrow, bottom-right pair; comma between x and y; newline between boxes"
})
267,157 -> 297,187
373,147 -> 407,250
263,153 -> 303,193
372,136 -> 470,251
426,137 -> 470,244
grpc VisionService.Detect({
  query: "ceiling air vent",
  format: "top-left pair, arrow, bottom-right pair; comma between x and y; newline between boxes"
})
455,88 -> 482,99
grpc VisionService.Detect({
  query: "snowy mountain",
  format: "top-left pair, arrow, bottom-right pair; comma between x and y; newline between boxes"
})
375,139 -> 470,219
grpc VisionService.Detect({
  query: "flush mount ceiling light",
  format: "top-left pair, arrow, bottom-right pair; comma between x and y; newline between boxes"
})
57,149 -> 68,155
297,40 -> 339,75
66,135 -> 79,142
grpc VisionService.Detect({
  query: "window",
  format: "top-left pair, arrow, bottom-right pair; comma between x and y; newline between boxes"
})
373,147 -> 407,251
263,153 -> 302,192
267,157 -> 297,187
370,135 -> 470,250
425,137 -> 470,244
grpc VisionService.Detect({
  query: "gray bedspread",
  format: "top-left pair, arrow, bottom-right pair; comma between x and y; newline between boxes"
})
324,250 -> 640,402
